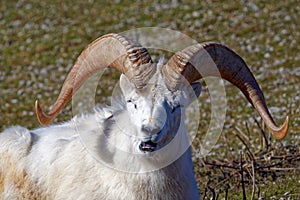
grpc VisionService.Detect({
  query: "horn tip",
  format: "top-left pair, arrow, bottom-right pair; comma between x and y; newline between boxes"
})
35,100 -> 52,126
272,116 -> 289,140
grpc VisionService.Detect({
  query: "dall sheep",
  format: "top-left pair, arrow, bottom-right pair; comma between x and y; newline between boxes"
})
0,33 -> 289,199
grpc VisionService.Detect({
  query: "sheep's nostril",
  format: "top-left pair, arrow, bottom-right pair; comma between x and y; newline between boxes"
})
141,123 -> 161,135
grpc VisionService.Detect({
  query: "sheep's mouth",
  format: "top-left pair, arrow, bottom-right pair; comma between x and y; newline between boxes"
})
139,140 -> 157,152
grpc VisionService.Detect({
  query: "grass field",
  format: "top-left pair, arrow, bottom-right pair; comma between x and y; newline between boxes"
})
0,0 -> 299,199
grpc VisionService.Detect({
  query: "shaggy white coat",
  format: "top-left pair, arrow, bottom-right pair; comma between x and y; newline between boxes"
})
0,107 -> 199,199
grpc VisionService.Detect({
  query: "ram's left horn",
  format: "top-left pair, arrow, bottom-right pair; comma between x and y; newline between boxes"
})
36,33 -> 155,125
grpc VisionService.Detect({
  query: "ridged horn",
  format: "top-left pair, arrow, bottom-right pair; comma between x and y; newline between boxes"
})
36,33 -> 155,126
162,42 -> 289,140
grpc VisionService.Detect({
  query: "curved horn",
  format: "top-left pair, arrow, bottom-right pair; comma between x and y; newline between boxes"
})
162,42 -> 289,140
36,33 -> 155,125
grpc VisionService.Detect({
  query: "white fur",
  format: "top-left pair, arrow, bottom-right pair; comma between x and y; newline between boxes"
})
0,65 -> 201,199
0,112 -> 199,199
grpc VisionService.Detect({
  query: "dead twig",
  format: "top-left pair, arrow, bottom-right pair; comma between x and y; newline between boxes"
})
254,118 -> 269,150
207,184 -> 216,200
251,160 -> 256,200
203,181 -> 217,200
204,160 -> 239,170
213,170 -> 241,189
240,152 -> 247,200
259,167 -> 300,172
234,126 -> 255,161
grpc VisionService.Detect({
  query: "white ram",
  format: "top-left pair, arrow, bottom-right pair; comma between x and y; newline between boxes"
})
0,33 -> 289,199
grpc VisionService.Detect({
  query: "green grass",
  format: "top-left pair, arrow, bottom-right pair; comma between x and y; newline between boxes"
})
0,0 -> 299,199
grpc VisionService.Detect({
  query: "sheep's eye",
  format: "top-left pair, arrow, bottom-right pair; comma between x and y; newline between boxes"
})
171,105 -> 181,113
127,99 -> 137,109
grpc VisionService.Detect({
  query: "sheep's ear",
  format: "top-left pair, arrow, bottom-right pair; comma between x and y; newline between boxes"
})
186,82 -> 201,105
120,74 -> 135,95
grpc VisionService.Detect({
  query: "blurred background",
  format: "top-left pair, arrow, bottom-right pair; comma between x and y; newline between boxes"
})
0,0 -> 299,199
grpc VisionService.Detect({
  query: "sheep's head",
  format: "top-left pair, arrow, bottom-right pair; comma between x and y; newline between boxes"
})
115,71 -> 201,154
35,33 -> 289,157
